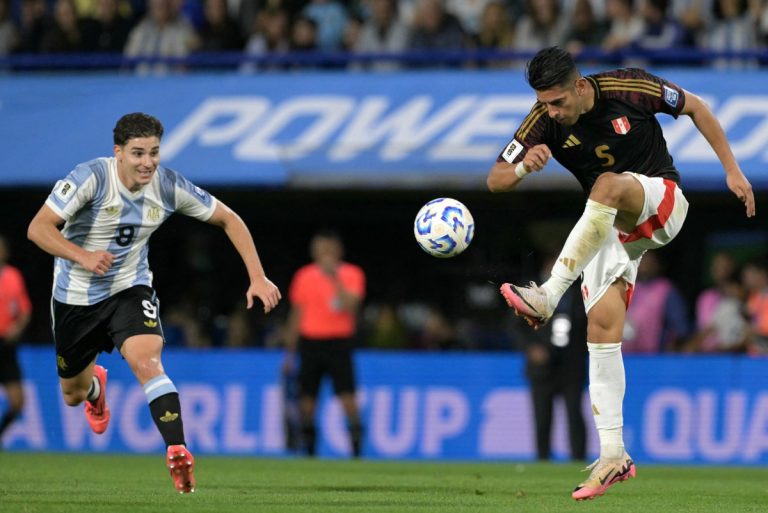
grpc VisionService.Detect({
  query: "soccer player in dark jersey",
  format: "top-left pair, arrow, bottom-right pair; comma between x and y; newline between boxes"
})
488,47 -> 755,501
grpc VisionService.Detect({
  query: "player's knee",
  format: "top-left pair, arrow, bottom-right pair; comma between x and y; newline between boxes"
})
589,173 -> 627,207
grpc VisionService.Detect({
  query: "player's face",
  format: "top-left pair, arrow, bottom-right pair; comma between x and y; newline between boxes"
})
536,81 -> 584,126
114,136 -> 160,192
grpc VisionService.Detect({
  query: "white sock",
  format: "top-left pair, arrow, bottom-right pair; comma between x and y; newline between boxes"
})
87,376 -> 100,402
588,342 -> 625,459
541,200 -> 617,300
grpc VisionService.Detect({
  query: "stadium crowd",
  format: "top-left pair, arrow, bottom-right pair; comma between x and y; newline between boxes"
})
0,0 -> 767,67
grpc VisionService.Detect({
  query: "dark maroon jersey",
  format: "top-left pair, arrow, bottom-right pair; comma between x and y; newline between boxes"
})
497,68 -> 687,194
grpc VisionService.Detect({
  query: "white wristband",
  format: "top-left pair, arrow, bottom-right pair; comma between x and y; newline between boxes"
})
514,162 -> 531,178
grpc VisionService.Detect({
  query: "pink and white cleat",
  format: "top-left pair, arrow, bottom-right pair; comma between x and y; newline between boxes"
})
571,451 -> 636,501
500,282 -> 554,330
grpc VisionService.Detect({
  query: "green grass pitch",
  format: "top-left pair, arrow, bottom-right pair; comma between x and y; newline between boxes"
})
1,453 -> 766,513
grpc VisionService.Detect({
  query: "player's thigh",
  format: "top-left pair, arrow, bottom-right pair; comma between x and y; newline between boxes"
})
52,300 -> 111,379
586,281 -> 629,343
590,172 -> 646,222
109,286 -> 164,355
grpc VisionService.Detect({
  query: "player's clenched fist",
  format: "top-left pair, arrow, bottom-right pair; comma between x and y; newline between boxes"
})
81,250 -> 115,276
522,144 -> 552,173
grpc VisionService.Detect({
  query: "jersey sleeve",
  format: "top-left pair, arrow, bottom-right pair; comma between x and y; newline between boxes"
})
594,68 -> 686,118
343,264 -> 366,299
44,163 -> 99,221
168,169 -> 218,221
496,102 -> 549,164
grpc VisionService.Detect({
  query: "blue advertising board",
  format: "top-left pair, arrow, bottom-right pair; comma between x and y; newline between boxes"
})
2,347 -> 768,464
0,70 -> 767,190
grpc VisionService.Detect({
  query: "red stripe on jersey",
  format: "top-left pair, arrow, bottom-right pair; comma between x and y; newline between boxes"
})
619,179 -> 677,244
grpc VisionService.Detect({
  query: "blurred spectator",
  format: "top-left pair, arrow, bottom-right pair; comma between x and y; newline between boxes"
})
632,0 -> 694,52
409,0 -> 467,55
514,0 -> 569,52
445,0 -> 495,35
353,0 -> 410,70
80,0 -> 132,52
0,0 -> 17,54
14,0 -> 50,53
41,0 -> 85,53
673,0 -> 712,45
241,6 -> 290,71
198,0 -> 244,51
515,255 -> 587,461
416,307 -> 463,350
0,235 -> 32,446
602,0 -> 644,51
686,273 -> 750,352
705,0 -> 758,68
471,0 -> 515,55
623,251 -> 690,353
123,0 -> 199,74
290,14 -> 318,52
341,11 -> 362,50
742,257 -> 768,355
364,303 -> 408,349
565,0 -> 609,54
302,0 -> 348,50
688,251 -> 743,351
162,301 -> 212,348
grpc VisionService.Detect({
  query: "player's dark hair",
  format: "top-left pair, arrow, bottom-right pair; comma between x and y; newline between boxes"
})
113,113 -> 164,146
525,46 -> 580,91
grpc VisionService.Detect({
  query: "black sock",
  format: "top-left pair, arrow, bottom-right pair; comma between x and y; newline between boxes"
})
148,393 -> 185,447
301,422 -> 317,457
348,422 -> 364,458
0,409 -> 20,436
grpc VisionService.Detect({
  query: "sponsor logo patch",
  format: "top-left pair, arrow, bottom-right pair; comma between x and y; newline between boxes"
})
53,180 -> 77,202
501,138 -> 524,163
663,85 -> 679,108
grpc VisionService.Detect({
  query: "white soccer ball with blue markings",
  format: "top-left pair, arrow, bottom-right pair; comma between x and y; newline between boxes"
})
414,198 -> 475,258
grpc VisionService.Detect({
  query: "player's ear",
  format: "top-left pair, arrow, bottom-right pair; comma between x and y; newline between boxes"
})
575,77 -> 588,96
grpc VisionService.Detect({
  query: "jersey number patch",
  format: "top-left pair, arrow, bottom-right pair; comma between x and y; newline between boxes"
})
595,145 -> 616,168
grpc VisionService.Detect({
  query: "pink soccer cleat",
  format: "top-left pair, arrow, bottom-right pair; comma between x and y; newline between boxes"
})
84,365 -> 111,434
571,451 -> 636,501
500,282 -> 554,330
167,445 -> 196,494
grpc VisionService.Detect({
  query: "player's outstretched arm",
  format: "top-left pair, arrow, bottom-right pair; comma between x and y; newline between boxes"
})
206,201 -> 282,313
681,90 -> 755,217
487,144 -> 551,193
27,204 -> 115,275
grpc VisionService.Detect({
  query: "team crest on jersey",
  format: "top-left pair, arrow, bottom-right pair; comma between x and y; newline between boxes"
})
104,206 -> 120,216
146,206 -> 161,222
53,180 -> 77,201
611,116 -> 631,135
501,138 -> 524,163
663,86 -> 679,108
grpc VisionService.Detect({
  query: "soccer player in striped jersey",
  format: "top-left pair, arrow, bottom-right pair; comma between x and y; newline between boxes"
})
27,112 -> 282,494
488,47 -> 755,500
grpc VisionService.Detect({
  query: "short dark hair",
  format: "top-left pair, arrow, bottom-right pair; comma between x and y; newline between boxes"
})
525,47 -> 580,91
113,113 -> 164,146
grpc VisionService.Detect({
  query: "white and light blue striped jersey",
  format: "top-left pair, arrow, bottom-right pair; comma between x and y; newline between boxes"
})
45,157 -> 217,305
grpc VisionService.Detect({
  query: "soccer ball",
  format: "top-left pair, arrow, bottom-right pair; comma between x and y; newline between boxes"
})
414,198 -> 475,258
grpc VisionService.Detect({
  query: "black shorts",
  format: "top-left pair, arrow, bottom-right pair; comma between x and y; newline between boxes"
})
0,342 -> 22,383
52,285 -> 163,378
298,337 -> 357,398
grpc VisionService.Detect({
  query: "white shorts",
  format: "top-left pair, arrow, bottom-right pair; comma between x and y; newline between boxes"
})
581,172 -> 689,313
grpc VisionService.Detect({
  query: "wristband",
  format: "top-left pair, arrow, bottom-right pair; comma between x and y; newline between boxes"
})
514,162 -> 531,178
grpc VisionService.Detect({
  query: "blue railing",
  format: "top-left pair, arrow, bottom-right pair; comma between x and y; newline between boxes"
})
2,47 -> 768,71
